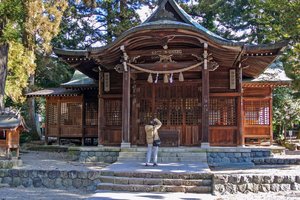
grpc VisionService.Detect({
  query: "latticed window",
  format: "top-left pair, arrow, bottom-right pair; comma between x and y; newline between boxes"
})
209,97 -> 237,126
155,99 -> 168,125
170,99 -> 183,125
139,99 -> 152,125
47,103 -> 58,125
244,100 -> 270,125
60,102 -> 82,125
185,98 -> 200,125
85,101 -> 98,126
104,99 -> 122,126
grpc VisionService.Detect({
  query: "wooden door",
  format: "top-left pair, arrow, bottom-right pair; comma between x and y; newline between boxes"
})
136,82 -> 201,146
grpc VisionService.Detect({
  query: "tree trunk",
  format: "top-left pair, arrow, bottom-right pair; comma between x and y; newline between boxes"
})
0,43 -> 9,111
27,74 -> 40,140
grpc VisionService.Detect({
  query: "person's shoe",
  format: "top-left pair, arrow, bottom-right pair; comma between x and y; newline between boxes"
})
153,163 -> 158,167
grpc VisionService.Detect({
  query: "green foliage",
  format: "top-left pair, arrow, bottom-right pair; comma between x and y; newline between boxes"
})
35,55 -> 74,88
273,88 -> 300,138
6,41 -> 35,103
53,0 -> 152,48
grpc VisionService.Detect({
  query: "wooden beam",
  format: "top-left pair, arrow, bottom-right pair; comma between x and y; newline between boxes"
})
201,43 -> 210,147
121,68 -> 131,147
127,48 -> 203,58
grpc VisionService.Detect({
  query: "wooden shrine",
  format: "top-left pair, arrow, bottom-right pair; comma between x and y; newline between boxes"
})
0,109 -> 27,158
27,0 -> 291,147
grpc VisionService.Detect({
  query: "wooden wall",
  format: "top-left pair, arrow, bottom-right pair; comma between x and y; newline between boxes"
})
243,87 -> 273,144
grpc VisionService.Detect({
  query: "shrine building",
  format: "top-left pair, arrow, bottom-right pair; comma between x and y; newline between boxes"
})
27,0 -> 291,147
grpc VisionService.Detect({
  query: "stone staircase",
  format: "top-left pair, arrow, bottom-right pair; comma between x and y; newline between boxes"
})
97,171 -> 212,193
117,147 -> 207,163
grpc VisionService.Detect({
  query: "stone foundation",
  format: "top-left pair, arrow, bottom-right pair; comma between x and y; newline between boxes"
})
207,148 -> 271,167
213,174 -> 300,194
68,147 -> 120,163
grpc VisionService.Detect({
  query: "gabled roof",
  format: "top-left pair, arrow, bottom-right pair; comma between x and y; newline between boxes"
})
144,0 -> 231,44
0,109 -> 28,130
243,60 -> 291,87
61,70 -> 97,88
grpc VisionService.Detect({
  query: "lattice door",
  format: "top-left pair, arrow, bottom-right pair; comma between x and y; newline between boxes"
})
136,82 -> 201,146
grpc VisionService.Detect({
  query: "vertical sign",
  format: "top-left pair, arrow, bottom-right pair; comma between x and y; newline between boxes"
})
229,69 -> 236,90
104,72 -> 110,92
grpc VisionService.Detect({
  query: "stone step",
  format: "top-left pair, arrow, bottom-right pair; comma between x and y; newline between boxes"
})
253,158 -> 300,165
121,147 -> 206,153
117,152 -> 207,162
99,176 -> 212,186
101,171 -> 213,180
97,183 -> 211,193
118,157 -> 207,162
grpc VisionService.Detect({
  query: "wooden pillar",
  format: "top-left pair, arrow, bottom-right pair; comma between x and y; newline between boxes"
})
269,87 -> 273,145
121,67 -> 131,148
98,72 -> 104,146
82,96 -> 85,146
131,78 -> 138,145
57,98 -> 61,145
201,43 -> 210,148
45,97 -> 49,145
237,65 -> 244,146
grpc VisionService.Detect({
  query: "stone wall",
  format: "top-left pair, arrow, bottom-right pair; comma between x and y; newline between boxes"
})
68,147 -> 120,163
0,159 -> 22,169
207,148 -> 271,167
0,169 -> 102,191
213,174 -> 300,194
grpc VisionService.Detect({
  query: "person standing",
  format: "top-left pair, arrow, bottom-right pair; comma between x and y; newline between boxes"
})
145,118 -> 162,166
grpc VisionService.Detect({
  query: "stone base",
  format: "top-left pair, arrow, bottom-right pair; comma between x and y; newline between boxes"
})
120,142 -> 131,148
201,143 -> 210,149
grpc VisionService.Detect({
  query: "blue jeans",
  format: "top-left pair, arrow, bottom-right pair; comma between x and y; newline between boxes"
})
146,144 -> 158,164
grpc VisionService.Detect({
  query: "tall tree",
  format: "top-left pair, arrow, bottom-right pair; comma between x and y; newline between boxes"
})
53,0 -> 154,49
0,0 -> 23,110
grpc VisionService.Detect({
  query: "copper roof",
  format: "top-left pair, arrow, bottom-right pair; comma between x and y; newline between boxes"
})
26,88 -> 81,97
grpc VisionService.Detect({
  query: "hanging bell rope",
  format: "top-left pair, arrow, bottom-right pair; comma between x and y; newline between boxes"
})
126,57 -> 212,74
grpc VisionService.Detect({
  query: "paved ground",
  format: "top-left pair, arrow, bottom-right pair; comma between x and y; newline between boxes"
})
15,150 -> 107,171
102,160 -> 210,173
1,187 -> 300,200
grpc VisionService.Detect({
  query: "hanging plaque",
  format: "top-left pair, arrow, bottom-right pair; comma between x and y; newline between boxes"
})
229,69 -> 236,90
104,72 -> 110,92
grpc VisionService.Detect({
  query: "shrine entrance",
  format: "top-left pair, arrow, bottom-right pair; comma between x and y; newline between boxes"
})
135,81 -> 202,146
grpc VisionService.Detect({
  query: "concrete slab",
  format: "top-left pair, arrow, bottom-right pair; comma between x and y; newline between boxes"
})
101,161 -> 211,173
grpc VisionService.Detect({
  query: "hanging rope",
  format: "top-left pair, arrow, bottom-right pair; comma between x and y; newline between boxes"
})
127,57 -> 213,74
